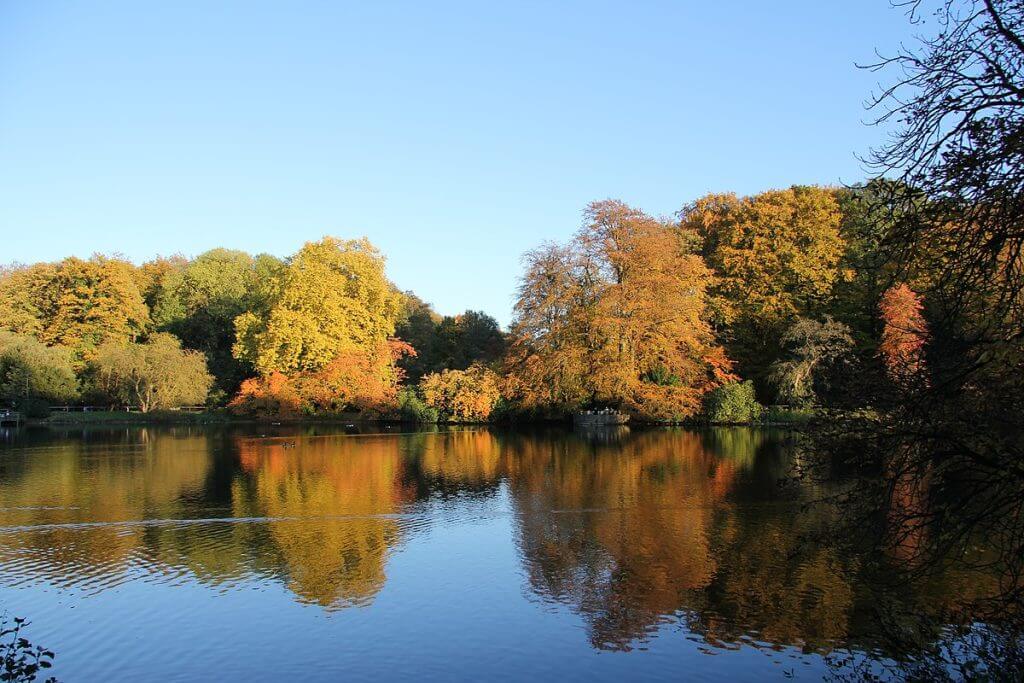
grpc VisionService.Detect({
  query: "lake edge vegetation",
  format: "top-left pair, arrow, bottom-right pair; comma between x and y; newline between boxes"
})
1,183 -> 916,427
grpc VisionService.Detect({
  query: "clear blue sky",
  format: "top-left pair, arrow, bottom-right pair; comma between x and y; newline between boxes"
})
1,1 -> 916,326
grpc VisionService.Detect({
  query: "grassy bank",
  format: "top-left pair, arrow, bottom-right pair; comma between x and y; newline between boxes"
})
41,410 -> 234,425
37,409 -> 377,426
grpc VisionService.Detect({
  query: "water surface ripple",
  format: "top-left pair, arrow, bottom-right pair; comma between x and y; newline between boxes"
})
0,425 -> 983,681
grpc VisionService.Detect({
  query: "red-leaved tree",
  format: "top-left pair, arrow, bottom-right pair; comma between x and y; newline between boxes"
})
878,284 -> 929,388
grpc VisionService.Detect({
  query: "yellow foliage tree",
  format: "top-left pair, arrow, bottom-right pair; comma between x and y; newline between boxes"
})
233,237 -> 401,376
419,363 -> 502,421
680,186 -> 845,382
684,186 -> 844,325
0,257 -> 150,359
0,264 -> 50,338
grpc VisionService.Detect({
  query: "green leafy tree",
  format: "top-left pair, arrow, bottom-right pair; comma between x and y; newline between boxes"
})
393,292 -> 443,381
395,299 -> 506,382
0,331 -> 79,407
830,181 -> 937,351
135,254 -> 188,313
702,380 -> 764,423
151,249 -> 283,395
445,311 -> 505,370
90,333 -> 213,412
769,317 -> 854,407
395,387 -> 439,423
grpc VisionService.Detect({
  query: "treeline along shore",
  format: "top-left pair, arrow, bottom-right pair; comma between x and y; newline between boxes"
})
0,183 -> 937,426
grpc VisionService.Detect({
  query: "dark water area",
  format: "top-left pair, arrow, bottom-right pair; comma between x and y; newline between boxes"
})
0,425 -> 992,681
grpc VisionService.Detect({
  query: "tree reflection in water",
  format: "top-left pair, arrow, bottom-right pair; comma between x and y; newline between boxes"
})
0,425 -> 1008,668
231,434 -> 417,608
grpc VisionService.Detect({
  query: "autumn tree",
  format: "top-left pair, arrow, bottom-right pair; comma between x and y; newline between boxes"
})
229,371 -> 303,417
878,284 -> 929,388
680,187 -> 845,390
504,241 -> 590,414
230,340 -> 413,417
506,200 -> 732,420
228,237 -> 406,415
0,256 -> 149,358
233,237 -> 400,376
0,264 -> 52,337
419,363 -> 502,422
90,333 -> 213,411
293,339 -> 413,414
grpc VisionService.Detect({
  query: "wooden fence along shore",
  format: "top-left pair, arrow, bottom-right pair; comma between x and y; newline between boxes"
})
47,405 -> 208,413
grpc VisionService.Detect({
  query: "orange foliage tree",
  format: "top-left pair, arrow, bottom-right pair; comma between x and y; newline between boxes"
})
229,340 -> 414,416
505,200 -> 733,420
878,284 -> 929,388
230,371 -> 304,416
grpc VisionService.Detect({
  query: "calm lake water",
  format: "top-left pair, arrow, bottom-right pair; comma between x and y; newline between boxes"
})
0,425 -> 978,681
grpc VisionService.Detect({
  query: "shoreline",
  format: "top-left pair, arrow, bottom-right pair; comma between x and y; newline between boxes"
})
21,408 -> 827,429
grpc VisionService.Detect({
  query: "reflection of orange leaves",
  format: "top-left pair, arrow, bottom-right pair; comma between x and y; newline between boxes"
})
506,430 -> 732,649
418,431 -> 504,483
237,444 -> 260,472
886,457 -> 930,564
709,459 -> 738,500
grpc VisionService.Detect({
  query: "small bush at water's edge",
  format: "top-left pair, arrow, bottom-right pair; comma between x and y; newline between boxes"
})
702,381 -> 764,424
